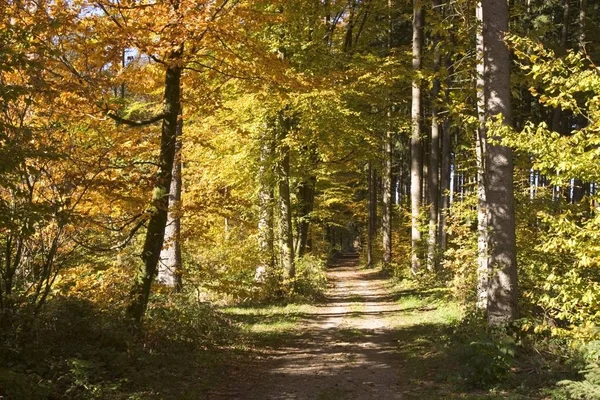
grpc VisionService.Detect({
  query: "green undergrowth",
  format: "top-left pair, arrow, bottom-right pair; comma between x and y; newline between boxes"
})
0,293 -> 247,400
221,303 -> 315,346
388,278 -> 576,399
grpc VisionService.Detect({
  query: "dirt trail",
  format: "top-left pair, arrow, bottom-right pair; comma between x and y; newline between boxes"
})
237,254 -> 408,400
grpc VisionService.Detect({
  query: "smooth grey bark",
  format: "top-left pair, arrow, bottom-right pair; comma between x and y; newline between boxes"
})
127,50 -> 182,324
158,116 -> 183,291
258,126 -> 276,270
482,0 -> 518,325
427,0 -> 442,271
410,0 -> 423,274
277,115 -> 295,280
475,1 -> 488,311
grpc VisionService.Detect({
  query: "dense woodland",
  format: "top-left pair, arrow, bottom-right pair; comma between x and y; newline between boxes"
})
2,0 -> 600,398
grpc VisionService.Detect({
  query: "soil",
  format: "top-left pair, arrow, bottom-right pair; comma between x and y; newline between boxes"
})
221,254 -> 411,400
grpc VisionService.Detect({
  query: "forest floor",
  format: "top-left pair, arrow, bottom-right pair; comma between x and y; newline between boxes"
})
213,254 -> 553,400
0,254 -> 567,399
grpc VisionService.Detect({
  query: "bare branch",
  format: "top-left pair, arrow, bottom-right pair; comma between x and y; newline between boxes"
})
107,112 -> 168,127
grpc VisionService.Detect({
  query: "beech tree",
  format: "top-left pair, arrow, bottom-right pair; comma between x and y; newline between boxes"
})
481,0 -> 519,325
410,0 -> 424,273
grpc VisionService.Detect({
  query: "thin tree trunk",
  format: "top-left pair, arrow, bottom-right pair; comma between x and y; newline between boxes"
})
127,51 -> 182,324
367,162 -> 377,267
573,0 -> 587,204
410,0 -> 424,274
343,0 -> 357,53
482,0 -> 519,325
438,55 -> 453,254
475,1 -> 488,311
258,125 -> 275,270
296,176 -> 316,258
382,129 -> 392,266
382,0 -> 393,266
277,114 -> 295,281
158,115 -> 183,291
579,0 -> 586,51
427,0 -> 442,271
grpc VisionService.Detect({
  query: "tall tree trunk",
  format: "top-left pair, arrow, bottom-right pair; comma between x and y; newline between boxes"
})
475,1 -> 488,311
367,162 -> 377,267
438,119 -> 451,249
158,114 -> 183,291
296,176 -> 316,258
572,0 -> 587,204
427,0 -> 442,271
258,125 -> 275,270
438,56 -> 453,254
410,0 -> 424,274
127,52 -> 182,324
343,0 -> 357,53
277,114 -> 295,281
382,0 -> 394,266
550,0 -> 569,148
482,0 -> 519,325
382,129 -> 393,266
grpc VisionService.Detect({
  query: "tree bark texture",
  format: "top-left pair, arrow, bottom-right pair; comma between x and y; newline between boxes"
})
410,0 -> 423,274
427,0 -> 442,271
482,0 -> 519,325
258,125 -> 276,270
158,116 -> 183,291
475,1 -> 489,311
277,114 -> 295,280
296,176 -> 316,258
438,56 -> 453,254
127,52 -> 182,324
382,125 -> 393,266
367,162 -> 377,267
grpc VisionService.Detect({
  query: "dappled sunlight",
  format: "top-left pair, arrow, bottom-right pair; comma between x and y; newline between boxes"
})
216,254 -> 469,400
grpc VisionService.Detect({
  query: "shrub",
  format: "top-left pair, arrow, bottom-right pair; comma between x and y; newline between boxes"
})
291,254 -> 328,300
557,341 -> 600,399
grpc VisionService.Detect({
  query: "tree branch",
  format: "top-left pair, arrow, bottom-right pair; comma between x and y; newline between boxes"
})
107,112 -> 168,127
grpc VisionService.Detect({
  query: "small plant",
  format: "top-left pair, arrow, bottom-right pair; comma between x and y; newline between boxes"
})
291,255 -> 328,300
556,341 -> 600,399
451,313 -> 517,388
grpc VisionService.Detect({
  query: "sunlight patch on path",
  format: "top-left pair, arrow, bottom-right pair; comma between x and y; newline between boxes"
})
234,254 -> 407,400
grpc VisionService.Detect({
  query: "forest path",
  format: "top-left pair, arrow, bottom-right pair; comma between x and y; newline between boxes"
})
215,254 -> 462,399
242,253 -> 403,399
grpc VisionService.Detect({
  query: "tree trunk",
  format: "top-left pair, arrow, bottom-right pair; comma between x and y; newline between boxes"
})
438,55 -> 453,254
482,0 -> 519,325
427,0 -> 442,271
367,162 -> 377,267
258,125 -> 276,270
158,115 -> 183,291
343,0 -> 357,53
475,1 -> 488,311
410,0 -> 423,274
572,0 -> 587,204
382,132 -> 392,266
296,176 -> 316,258
381,0 -> 394,267
127,51 -> 182,324
277,114 -> 295,281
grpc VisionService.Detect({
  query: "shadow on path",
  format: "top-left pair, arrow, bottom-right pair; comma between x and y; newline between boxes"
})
209,254 -> 466,399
